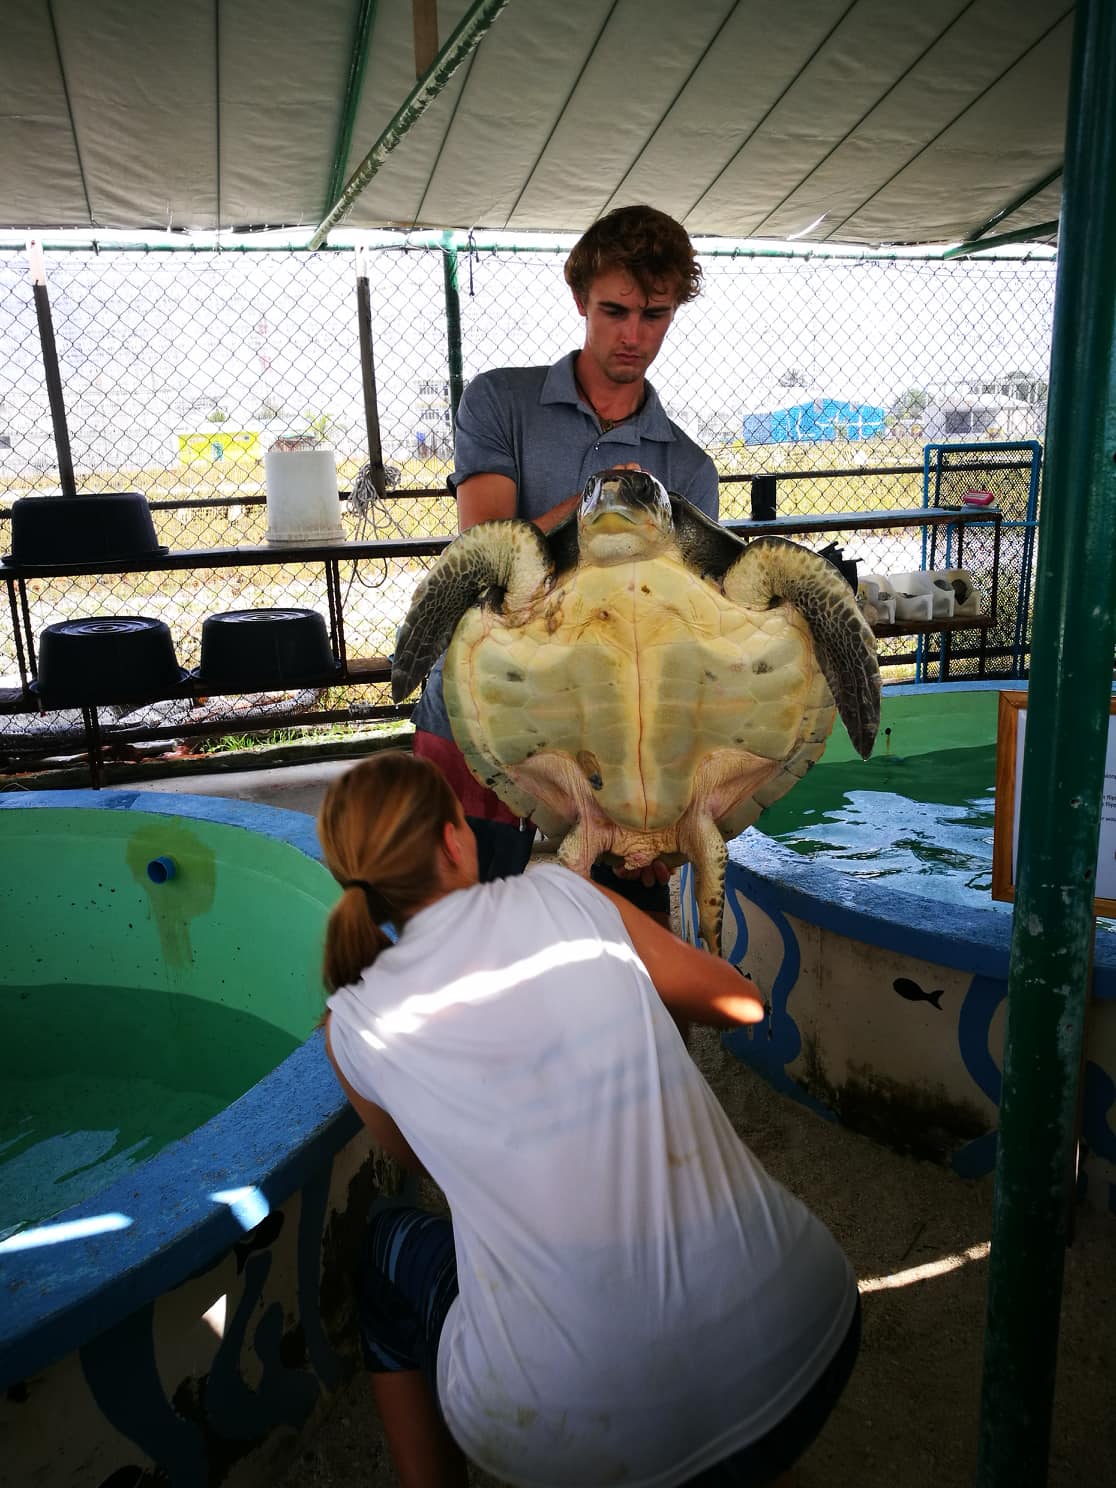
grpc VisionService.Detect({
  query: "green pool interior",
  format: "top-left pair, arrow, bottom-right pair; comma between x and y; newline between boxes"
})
756,689 -> 1005,906
0,809 -> 338,1238
0,985 -> 301,1237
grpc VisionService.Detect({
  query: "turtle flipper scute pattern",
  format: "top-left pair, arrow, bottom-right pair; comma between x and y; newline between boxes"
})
391,520 -> 553,702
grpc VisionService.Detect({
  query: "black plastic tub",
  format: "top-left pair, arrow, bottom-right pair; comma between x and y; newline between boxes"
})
193,609 -> 341,692
32,617 -> 188,705
4,492 -> 167,567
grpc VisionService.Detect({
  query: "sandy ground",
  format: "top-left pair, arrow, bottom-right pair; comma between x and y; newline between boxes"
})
146,761 -> 1116,1488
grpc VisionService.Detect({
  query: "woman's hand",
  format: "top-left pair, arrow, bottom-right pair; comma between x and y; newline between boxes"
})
611,859 -> 672,889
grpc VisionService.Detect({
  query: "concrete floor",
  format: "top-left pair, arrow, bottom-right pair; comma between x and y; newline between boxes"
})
135,757 -> 355,818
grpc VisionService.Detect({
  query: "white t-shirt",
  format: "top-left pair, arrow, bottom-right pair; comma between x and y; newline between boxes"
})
327,864 -> 855,1488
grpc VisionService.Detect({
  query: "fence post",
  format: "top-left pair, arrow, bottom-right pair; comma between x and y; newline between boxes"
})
442,230 -> 464,442
977,3 -> 1116,1484
354,245 -> 388,499
749,474 -> 776,520
27,239 -> 76,498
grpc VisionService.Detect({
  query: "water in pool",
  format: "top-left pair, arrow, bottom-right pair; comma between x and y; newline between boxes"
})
756,741 -> 1002,906
0,983 -> 301,1238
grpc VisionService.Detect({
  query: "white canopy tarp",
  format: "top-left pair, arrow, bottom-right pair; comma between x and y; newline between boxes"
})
0,0 -> 1070,245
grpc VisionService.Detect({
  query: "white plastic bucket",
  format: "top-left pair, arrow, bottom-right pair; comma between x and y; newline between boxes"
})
264,448 -> 344,544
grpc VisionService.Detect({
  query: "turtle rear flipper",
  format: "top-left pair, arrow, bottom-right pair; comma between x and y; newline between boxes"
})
391,519 -> 553,702
723,536 -> 881,759
679,822 -> 728,957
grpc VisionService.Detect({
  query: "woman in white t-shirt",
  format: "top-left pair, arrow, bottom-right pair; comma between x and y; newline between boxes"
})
318,752 -> 860,1488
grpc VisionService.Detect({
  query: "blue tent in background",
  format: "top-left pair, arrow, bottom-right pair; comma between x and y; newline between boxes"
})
741,395 -> 887,444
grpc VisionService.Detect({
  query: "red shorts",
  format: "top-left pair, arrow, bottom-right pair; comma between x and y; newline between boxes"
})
412,729 -> 522,826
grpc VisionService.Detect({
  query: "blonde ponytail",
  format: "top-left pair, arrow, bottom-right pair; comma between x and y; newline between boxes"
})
322,885 -> 393,993
317,751 -> 459,993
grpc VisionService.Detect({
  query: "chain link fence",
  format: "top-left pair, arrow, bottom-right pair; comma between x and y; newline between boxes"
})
0,240 -> 1055,766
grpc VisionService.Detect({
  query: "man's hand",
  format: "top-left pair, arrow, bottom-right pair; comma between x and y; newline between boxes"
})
534,490 -> 581,533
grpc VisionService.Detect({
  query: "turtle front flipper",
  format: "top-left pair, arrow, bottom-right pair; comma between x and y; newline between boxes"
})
723,536 -> 882,759
391,519 -> 554,702
669,494 -> 749,580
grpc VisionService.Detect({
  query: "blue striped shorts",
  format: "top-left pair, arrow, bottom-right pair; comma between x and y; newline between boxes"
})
356,1203 -> 459,1394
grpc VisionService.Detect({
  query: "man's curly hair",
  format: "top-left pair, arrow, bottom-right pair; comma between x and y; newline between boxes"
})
564,204 -> 703,307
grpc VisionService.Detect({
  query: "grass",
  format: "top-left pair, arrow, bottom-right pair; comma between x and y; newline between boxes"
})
191,713 -> 407,750
189,717 -> 410,758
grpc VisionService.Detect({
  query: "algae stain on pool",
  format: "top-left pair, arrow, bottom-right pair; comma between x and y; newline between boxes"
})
125,818 -> 217,967
0,982 -> 300,1238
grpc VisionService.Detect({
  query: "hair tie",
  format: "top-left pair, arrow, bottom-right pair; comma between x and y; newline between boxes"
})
342,878 -> 395,922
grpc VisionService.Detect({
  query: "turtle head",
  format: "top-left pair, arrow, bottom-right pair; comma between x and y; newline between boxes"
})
578,468 -> 674,564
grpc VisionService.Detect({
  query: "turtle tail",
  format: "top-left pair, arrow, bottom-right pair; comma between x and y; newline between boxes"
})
724,536 -> 881,758
391,520 -> 553,703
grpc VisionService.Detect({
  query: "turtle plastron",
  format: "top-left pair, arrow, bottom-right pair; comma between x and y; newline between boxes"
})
394,473 -> 882,965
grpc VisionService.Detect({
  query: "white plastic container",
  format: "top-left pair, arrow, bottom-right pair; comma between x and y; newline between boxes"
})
932,569 -> 981,616
264,447 -> 344,544
893,591 -> 934,622
928,576 -> 957,618
886,570 -> 948,621
857,575 -> 896,626
887,571 -> 932,599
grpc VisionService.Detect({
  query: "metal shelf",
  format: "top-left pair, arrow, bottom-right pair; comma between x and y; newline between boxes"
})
723,504 -> 1002,538
1,506 -> 1004,784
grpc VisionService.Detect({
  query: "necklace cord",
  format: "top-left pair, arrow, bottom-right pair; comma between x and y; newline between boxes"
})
574,375 -> 642,433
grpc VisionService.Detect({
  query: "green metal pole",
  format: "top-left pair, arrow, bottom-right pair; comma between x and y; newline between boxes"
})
977,4 -> 1116,1485
309,0 -> 512,248
965,166 -> 1064,243
442,231 -> 464,435
942,221 -> 1059,259
323,0 -> 379,215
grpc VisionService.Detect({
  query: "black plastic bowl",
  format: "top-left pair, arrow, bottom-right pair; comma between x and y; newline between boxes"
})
33,617 -> 188,706
194,609 -> 340,692
5,492 -> 167,567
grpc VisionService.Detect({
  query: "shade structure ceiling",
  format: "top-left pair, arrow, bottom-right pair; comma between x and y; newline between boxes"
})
0,0 -> 1071,246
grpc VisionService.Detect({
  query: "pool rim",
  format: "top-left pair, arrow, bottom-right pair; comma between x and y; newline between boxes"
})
0,788 -> 355,1390
722,681 -> 1116,999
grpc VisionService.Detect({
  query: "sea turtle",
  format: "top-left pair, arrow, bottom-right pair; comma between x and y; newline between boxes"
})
392,468 -> 881,954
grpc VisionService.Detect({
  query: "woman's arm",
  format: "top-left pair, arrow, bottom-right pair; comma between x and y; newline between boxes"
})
596,885 -> 767,1029
323,1014 -> 429,1174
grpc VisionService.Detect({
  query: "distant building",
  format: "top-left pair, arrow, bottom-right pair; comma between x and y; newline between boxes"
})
921,392 -> 1041,442
415,378 -> 454,458
741,393 -> 887,445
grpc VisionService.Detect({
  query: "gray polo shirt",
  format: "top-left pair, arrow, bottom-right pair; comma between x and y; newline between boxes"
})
411,350 -> 720,738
